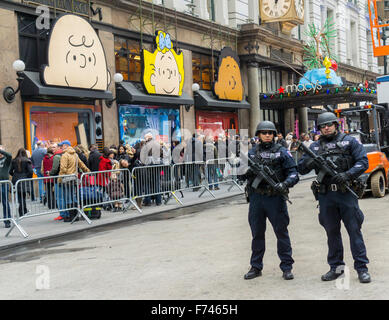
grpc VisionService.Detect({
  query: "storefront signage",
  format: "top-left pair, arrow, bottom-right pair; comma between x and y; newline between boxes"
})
23,0 -> 89,17
42,14 -> 111,91
213,47 -> 244,101
142,31 -> 185,96
285,80 -> 322,93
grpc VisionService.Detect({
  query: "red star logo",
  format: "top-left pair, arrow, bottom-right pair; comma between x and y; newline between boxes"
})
278,86 -> 285,94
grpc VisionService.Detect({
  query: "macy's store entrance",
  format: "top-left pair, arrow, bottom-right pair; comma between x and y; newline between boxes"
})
195,110 -> 239,137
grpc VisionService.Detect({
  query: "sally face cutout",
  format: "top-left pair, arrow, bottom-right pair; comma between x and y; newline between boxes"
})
143,31 -> 184,96
214,48 -> 243,101
43,14 -> 110,90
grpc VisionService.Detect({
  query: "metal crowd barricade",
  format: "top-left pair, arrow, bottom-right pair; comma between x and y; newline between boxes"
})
0,180 -> 27,238
79,168 -> 140,213
201,157 -> 244,197
290,151 -> 300,164
170,161 -> 214,204
6,174 -> 91,238
131,164 -> 177,207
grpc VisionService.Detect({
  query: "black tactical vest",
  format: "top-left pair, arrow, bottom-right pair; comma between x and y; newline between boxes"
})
317,133 -> 354,173
255,143 -> 286,183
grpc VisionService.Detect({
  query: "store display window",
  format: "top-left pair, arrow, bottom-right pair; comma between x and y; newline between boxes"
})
119,105 -> 181,146
24,102 -> 94,152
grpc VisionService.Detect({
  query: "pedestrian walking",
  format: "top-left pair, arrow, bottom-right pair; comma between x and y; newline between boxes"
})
297,112 -> 371,283
241,121 -> 299,281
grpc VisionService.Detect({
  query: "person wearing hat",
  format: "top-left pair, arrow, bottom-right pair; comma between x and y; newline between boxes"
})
297,112 -> 371,283
240,121 -> 299,281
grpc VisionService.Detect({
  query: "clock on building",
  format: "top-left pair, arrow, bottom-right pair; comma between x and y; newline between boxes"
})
260,0 -> 305,33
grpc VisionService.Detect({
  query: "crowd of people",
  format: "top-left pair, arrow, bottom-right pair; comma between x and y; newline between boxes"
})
0,129 -> 320,227
0,132 -> 245,227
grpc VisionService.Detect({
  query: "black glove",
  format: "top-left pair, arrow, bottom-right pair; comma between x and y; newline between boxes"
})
305,158 -> 317,171
274,182 -> 288,194
331,172 -> 351,185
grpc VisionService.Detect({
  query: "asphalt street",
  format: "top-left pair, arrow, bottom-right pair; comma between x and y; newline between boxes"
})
0,178 -> 388,300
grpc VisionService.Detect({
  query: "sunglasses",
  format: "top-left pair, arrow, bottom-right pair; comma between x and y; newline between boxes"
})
259,131 -> 274,135
318,123 -> 335,130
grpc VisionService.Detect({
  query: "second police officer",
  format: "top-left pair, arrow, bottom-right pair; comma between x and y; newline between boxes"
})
297,112 -> 371,283
242,121 -> 299,280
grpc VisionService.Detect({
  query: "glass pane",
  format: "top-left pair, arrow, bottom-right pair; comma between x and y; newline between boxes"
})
31,111 -> 91,147
193,65 -> 201,85
20,36 -> 39,71
192,53 -> 201,65
115,55 -> 129,81
114,37 -> 127,51
118,105 -> 181,146
266,70 -> 271,92
262,69 -> 267,93
18,14 -> 37,34
271,71 -> 276,92
127,39 -> 140,54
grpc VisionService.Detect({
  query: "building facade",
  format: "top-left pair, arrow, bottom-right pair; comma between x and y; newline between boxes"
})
0,0 -> 381,156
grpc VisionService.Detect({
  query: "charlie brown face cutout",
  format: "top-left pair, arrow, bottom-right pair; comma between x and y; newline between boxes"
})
43,14 -> 111,90
143,31 -> 184,96
214,47 -> 243,101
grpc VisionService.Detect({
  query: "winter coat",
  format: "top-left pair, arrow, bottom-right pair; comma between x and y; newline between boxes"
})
9,157 -> 33,190
42,154 -> 54,183
88,150 -> 102,172
0,149 -> 12,181
184,137 -> 203,163
49,150 -> 63,176
58,147 -> 89,182
97,156 -> 113,186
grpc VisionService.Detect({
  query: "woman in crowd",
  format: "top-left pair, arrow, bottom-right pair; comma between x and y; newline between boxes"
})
9,148 -> 33,217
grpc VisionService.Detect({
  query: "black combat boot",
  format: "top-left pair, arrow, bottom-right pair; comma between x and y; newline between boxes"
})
358,271 -> 371,283
321,269 -> 344,281
244,267 -> 262,280
282,270 -> 294,280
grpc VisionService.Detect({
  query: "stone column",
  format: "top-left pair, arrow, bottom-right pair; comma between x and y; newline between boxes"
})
298,107 -> 309,135
282,71 -> 294,134
0,8 -> 24,155
181,49 -> 195,139
247,61 -> 260,137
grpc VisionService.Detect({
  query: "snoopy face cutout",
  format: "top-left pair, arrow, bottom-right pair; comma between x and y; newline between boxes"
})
43,14 -> 111,90
143,31 -> 184,96
214,47 -> 243,101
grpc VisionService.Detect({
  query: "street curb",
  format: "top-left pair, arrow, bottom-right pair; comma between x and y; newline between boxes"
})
0,191 -> 245,253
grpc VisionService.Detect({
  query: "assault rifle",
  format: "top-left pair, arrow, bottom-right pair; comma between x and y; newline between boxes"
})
247,155 -> 292,204
298,142 -> 359,199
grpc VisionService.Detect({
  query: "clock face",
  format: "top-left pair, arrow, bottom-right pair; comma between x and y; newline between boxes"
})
295,0 -> 304,20
262,0 -> 291,18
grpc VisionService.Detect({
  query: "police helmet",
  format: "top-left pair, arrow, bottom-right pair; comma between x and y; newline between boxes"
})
255,121 -> 277,136
317,112 -> 339,128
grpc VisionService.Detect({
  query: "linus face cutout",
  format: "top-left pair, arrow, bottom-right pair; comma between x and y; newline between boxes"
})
150,51 -> 181,95
214,48 -> 243,101
43,14 -> 111,90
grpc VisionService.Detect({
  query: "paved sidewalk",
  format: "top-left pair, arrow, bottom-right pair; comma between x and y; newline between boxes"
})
0,182 -> 245,250
0,173 -> 316,251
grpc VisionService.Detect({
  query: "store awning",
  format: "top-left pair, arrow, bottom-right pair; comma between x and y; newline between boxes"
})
20,71 -> 113,100
117,82 -> 194,106
194,90 -> 251,109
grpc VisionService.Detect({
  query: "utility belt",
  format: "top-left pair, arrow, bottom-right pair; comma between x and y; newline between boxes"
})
311,179 -> 365,200
251,185 -> 278,197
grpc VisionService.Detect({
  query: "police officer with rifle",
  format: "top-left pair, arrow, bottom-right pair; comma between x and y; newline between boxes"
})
240,121 -> 299,280
297,112 -> 371,283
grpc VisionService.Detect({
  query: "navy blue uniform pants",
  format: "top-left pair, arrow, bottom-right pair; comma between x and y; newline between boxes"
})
248,192 -> 294,272
318,191 -> 369,272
